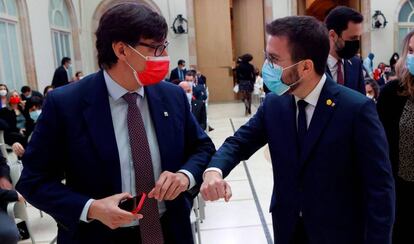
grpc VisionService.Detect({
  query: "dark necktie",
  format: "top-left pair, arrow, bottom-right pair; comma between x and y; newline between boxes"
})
297,100 -> 309,152
123,93 -> 164,244
337,60 -> 344,85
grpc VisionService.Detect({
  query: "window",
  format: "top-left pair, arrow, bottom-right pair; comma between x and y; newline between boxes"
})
49,0 -> 73,77
398,0 -> 414,52
0,0 -> 26,90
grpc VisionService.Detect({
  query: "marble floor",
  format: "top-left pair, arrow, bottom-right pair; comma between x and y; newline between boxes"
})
16,101 -> 274,244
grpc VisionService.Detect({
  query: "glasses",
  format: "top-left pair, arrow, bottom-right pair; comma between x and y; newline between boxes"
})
138,41 -> 169,57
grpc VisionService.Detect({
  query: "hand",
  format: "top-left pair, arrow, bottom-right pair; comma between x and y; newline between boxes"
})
0,177 -> 13,190
87,193 -> 143,229
17,192 -> 25,202
201,171 -> 232,202
148,171 -> 189,201
12,143 -> 25,157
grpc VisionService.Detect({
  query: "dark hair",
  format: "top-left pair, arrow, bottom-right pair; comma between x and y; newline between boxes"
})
95,3 -> 168,69
240,54 -> 253,63
266,16 -> 330,76
178,59 -> 186,66
325,6 -> 363,36
0,84 -> 8,93
21,86 -> 31,93
365,78 -> 380,99
26,96 -> 43,109
75,71 -> 83,77
185,70 -> 196,78
61,57 -> 71,66
43,85 -> 54,96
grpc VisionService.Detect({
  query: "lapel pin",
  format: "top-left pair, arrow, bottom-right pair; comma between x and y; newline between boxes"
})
326,99 -> 335,107
164,112 -> 169,117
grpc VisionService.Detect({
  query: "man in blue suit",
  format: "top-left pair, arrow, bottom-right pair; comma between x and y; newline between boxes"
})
201,16 -> 395,244
16,4 -> 215,244
169,60 -> 186,85
325,6 -> 366,94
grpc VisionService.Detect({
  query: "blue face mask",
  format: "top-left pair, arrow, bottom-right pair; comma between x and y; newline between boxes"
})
262,60 -> 302,96
406,54 -> 414,75
30,110 -> 41,122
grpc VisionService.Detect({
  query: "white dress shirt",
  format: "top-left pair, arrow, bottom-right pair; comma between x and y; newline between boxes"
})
205,74 -> 327,177
327,55 -> 344,83
80,70 -> 196,226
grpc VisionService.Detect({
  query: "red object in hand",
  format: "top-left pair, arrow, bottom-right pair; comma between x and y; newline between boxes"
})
132,193 -> 146,214
373,68 -> 381,81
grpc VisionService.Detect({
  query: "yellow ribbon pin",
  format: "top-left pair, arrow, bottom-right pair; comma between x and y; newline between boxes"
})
326,99 -> 335,107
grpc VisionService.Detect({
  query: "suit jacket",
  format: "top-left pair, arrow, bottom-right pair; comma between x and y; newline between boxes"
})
191,98 -> 207,131
0,152 -> 17,210
208,76 -> 395,244
51,66 -> 69,88
16,70 -> 216,244
326,56 -> 366,94
377,79 -> 408,179
169,67 -> 186,84
21,90 -> 43,101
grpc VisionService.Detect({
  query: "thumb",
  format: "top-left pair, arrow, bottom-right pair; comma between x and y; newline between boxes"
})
148,189 -> 155,198
116,192 -> 132,201
224,183 -> 232,202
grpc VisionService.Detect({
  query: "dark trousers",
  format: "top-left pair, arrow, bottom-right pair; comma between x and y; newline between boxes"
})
108,213 -> 176,244
393,177 -> 414,244
290,217 -> 308,244
0,211 -> 19,244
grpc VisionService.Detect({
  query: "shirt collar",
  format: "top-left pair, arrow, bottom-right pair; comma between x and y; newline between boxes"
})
327,54 -> 343,69
294,74 -> 327,107
103,70 -> 144,101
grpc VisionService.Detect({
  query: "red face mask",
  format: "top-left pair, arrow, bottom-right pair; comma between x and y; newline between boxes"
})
9,96 -> 20,105
126,44 -> 170,86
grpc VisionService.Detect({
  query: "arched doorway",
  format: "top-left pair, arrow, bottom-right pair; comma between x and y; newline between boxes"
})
91,0 -> 161,70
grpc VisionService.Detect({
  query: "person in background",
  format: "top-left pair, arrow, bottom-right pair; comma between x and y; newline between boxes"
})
20,86 -> 43,102
196,70 -> 207,86
235,53 -> 256,116
72,71 -> 84,82
0,84 -> 9,108
325,6 -> 366,94
0,150 -> 22,244
51,57 -> 71,88
43,85 -> 54,98
24,96 -> 42,137
179,81 -> 207,131
0,91 -> 27,147
169,59 -> 186,85
377,30 -> 414,244
363,52 -> 375,77
390,52 -> 400,72
253,69 -> 265,104
365,78 -> 380,102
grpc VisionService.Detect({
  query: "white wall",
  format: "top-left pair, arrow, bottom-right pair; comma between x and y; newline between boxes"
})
272,0 -> 291,19
370,0 -> 401,67
26,0 -> 55,91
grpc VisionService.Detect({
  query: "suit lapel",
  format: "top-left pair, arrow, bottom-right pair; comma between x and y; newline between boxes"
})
325,65 -> 333,79
281,95 -> 300,165
299,78 -> 340,165
344,59 -> 353,87
82,70 -> 121,192
145,85 -> 174,172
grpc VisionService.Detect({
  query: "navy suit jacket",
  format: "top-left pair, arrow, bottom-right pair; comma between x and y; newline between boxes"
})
326,56 -> 366,94
169,67 -> 186,84
16,70 -> 215,244
208,76 -> 395,244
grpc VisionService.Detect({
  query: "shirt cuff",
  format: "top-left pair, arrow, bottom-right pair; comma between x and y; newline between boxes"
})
80,199 -> 94,223
203,167 -> 223,179
178,169 -> 196,190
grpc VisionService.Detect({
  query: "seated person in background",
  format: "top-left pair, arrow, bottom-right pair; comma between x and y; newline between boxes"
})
0,84 -> 9,108
0,91 -> 28,147
43,85 -> 54,98
179,81 -> 207,130
72,71 -> 84,82
23,96 -> 42,137
0,151 -> 23,244
365,78 -> 380,103
20,86 -> 43,102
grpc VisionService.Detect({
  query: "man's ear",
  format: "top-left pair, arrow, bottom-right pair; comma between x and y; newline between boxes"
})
328,29 -> 338,41
113,42 -> 128,61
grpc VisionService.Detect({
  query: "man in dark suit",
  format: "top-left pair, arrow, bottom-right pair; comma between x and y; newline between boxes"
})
325,6 -> 366,94
51,57 -> 71,88
16,4 -> 215,244
169,59 -> 186,85
20,86 -> 43,102
179,81 -> 207,131
201,16 -> 395,244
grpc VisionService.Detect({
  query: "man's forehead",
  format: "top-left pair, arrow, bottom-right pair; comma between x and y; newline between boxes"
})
266,35 -> 290,57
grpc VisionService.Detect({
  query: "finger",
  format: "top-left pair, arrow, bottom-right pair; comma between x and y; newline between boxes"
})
200,184 -> 209,201
216,181 -> 226,199
114,208 -> 137,222
159,177 -> 174,200
153,173 -> 168,199
168,184 -> 185,200
115,192 -> 132,203
224,183 -> 233,202
208,184 -> 219,201
148,188 -> 156,198
164,181 -> 180,200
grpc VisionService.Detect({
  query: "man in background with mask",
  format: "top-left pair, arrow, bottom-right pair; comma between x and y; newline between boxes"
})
51,57 -> 71,88
16,3 -> 215,244
179,80 -> 207,131
201,16 -> 395,244
325,6 -> 366,94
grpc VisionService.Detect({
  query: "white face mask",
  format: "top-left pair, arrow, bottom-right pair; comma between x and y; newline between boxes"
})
0,90 -> 7,97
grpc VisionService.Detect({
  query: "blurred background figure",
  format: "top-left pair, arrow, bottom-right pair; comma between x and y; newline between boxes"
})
364,78 -> 380,102
51,57 -> 71,88
363,52 -> 375,77
235,53 -> 255,116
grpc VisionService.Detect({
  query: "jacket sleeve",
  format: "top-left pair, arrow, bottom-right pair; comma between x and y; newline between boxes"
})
207,101 -> 268,177
354,100 -> 395,244
16,92 -> 90,234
